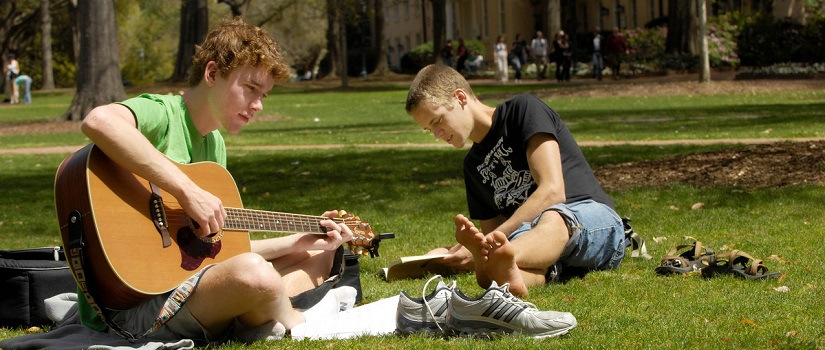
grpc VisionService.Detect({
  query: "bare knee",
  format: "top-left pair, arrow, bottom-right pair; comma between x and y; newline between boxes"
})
227,252 -> 286,297
535,210 -> 570,242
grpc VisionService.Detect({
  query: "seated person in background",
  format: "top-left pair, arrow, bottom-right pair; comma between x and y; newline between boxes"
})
405,64 -> 627,296
464,50 -> 484,73
78,17 -> 353,345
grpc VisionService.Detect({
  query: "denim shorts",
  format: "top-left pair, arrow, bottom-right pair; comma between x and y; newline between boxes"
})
508,199 -> 626,271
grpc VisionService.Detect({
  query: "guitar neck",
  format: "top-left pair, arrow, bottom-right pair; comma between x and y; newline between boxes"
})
224,208 -> 343,234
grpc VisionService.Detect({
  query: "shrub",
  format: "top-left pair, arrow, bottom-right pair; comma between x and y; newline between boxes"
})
660,53 -> 699,71
402,39 -> 486,73
738,15 -> 806,66
624,26 -> 666,66
707,13 -> 742,67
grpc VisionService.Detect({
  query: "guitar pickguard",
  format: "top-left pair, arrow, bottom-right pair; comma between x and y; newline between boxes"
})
176,227 -> 222,271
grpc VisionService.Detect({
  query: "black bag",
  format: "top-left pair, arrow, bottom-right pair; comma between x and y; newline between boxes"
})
0,247 -> 78,328
289,248 -> 362,310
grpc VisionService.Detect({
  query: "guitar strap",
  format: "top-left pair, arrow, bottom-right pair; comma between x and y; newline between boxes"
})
66,210 -> 211,342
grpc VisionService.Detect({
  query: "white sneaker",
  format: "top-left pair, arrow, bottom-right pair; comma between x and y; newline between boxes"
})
395,275 -> 455,335
447,281 -> 577,338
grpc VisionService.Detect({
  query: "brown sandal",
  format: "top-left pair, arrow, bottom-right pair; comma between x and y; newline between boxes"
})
701,250 -> 782,280
655,241 -> 714,275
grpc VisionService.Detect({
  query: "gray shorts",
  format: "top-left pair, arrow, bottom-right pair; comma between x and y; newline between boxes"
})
110,293 -> 221,343
508,199 -> 626,271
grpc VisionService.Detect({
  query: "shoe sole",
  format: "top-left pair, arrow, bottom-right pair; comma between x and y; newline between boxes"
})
447,314 -> 575,339
395,314 -> 449,336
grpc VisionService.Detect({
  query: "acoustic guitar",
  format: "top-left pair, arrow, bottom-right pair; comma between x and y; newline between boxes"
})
54,144 -> 382,310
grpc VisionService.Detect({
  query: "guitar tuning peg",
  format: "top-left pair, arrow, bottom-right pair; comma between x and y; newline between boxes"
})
338,210 -> 348,217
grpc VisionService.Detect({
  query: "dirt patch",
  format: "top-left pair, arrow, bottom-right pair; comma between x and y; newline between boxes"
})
0,121 -> 80,136
595,141 -> 825,190
480,78 -> 825,101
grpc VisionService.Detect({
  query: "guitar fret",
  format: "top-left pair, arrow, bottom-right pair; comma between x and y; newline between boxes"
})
226,208 -> 334,233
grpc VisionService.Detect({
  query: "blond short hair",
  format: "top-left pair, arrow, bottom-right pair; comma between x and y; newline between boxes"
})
405,64 -> 476,113
188,17 -> 289,86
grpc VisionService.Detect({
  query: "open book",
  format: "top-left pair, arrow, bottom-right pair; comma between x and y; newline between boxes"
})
376,254 -> 453,281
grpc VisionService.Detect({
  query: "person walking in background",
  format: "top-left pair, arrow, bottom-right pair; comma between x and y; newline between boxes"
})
591,27 -> 604,81
553,30 -> 570,83
4,53 -> 20,100
11,74 -> 32,104
552,31 -> 567,82
510,33 -> 527,83
530,31 -> 548,81
561,33 -> 572,82
494,35 -> 509,84
605,27 -> 629,79
455,38 -> 468,74
442,40 -> 455,68
5,53 -> 19,81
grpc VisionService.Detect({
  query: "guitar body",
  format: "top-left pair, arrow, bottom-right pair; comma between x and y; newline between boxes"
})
55,144 -> 251,310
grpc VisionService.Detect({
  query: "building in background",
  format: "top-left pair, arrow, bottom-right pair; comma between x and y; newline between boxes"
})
382,0 -> 814,71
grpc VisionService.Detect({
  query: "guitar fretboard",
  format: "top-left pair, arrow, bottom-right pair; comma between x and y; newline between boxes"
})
224,208 -> 344,234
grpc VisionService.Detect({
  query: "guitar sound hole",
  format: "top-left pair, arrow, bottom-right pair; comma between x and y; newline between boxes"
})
177,227 -> 222,271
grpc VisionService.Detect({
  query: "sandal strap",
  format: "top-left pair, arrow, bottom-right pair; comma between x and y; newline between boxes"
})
718,250 -> 767,276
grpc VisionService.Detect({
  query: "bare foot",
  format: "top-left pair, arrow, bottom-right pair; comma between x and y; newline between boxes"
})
483,231 -> 528,296
453,214 -> 491,285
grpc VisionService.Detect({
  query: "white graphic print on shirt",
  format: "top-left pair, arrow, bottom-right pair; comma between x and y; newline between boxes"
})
476,138 -> 533,210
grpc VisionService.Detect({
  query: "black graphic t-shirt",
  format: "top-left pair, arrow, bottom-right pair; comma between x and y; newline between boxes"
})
464,94 -> 614,220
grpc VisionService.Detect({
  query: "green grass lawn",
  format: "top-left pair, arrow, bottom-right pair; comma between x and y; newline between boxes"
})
1,80 -> 824,349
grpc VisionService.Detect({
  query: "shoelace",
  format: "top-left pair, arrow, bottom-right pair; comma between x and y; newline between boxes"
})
496,283 -> 539,314
422,274 -> 455,332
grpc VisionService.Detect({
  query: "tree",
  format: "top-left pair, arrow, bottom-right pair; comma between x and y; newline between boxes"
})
216,0 -> 250,17
60,0 -> 125,121
665,0 -> 697,54
1,1 -> 39,95
431,0 -> 445,65
40,0 -> 55,89
325,0 -> 341,79
370,0 -> 388,76
171,0 -> 208,82
698,0 -> 710,82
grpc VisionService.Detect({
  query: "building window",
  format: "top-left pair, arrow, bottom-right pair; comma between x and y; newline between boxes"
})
499,0 -> 506,35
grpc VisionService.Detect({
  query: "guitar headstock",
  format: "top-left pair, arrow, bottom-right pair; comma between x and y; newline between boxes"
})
338,210 -> 392,258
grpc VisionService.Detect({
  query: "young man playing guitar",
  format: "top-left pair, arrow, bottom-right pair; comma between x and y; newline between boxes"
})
77,17 -> 353,344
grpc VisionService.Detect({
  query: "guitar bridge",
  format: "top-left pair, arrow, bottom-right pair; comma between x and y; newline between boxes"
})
149,183 -> 172,248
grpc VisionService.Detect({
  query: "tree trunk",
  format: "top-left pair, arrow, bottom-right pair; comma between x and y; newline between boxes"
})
338,1 -> 348,88
40,0 -> 55,90
532,0 -> 550,35
698,0 -> 710,82
325,0 -> 339,79
371,0 -> 389,76
59,0 -> 125,121
69,0 -> 79,64
431,0 -> 445,65
172,0 -> 208,82
216,0 -> 247,17
665,0 -> 696,54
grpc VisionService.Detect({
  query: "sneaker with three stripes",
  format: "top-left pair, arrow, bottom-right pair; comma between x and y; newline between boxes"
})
395,275 -> 455,335
446,281 -> 577,338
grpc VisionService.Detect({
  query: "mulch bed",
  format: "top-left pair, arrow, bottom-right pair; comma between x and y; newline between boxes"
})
595,141 -> 825,190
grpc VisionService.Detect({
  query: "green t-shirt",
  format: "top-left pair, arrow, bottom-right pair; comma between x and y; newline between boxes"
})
78,93 -> 227,331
